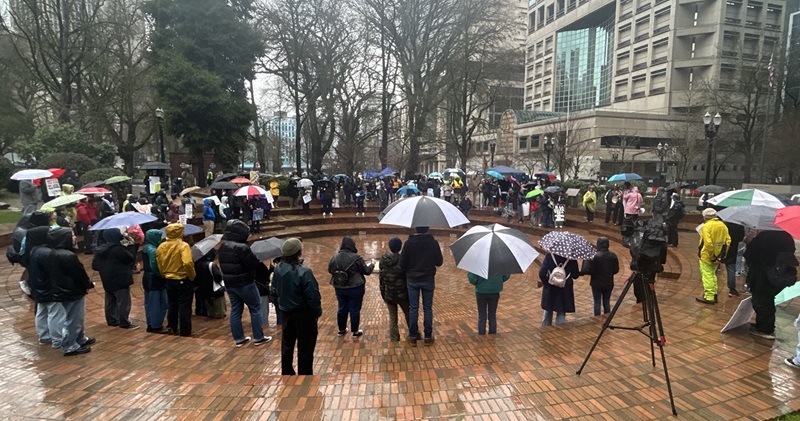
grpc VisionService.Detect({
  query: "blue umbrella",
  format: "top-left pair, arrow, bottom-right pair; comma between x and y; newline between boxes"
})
332,174 -> 349,182
397,185 -> 420,196
486,170 -> 503,180
607,173 -> 642,182
160,224 -> 204,238
428,172 -> 444,179
89,211 -> 157,231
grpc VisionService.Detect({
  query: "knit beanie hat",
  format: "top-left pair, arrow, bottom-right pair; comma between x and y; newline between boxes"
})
282,237 -> 303,256
388,237 -> 402,253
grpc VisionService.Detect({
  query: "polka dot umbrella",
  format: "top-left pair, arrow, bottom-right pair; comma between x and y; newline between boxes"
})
538,231 -> 596,260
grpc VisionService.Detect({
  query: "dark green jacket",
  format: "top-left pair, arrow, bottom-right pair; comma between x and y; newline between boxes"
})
271,261 -> 322,317
379,252 -> 407,303
468,273 -> 509,294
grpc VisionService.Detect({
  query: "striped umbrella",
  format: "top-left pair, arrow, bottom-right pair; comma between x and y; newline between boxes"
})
234,185 -> 269,197
379,196 -> 469,228
707,188 -> 787,208
450,224 -> 539,279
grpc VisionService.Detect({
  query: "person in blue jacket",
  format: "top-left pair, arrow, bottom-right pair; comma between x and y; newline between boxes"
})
202,198 -> 216,238
467,272 -> 510,335
538,252 -> 580,326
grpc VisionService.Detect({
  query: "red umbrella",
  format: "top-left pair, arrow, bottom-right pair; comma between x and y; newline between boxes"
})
535,171 -> 556,180
234,185 -> 268,197
774,207 -> 800,239
48,168 -> 66,178
230,177 -> 251,184
76,187 -> 111,195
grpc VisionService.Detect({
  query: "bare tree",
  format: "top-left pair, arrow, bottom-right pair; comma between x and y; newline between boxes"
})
661,90 -> 705,183
542,115 -> 588,181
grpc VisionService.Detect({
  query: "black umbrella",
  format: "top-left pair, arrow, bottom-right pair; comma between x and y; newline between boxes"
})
666,182 -> 691,191
210,181 -> 238,190
544,186 -> 563,194
450,224 -> 539,279
213,173 -> 238,183
697,185 -> 726,194
250,237 -> 285,261
141,161 -> 171,170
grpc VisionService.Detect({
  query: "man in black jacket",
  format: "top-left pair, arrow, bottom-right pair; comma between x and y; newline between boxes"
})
723,222 -> 746,297
271,238 -> 322,375
580,237 -> 620,316
745,230 -> 796,339
400,226 -> 443,345
28,221 -> 62,347
218,220 -> 272,347
93,229 -> 138,330
45,227 -> 96,356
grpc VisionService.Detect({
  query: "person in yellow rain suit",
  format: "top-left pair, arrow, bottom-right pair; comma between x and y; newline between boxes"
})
695,208 -> 731,304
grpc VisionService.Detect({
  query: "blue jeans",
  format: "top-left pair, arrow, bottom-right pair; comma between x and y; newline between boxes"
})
61,297 -> 89,353
144,289 -> 167,329
726,263 -> 737,291
591,287 -> 612,316
227,283 -> 264,342
260,296 -> 271,326
335,284 -> 365,332
542,310 -> 566,327
476,293 -> 500,335
407,281 -> 435,339
36,302 -> 65,346
794,313 -> 800,366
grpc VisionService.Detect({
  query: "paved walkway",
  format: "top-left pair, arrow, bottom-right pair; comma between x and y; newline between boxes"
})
1,206 -> 799,420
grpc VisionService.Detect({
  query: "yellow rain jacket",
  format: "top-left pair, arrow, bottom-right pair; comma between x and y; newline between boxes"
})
698,218 -> 731,263
156,224 -> 196,280
582,190 -> 597,212
270,180 -> 280,197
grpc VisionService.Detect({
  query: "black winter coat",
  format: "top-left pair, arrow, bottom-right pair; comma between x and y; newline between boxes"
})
723,222 -> 745,265
218,220 -> 260,289
379,252 -> 407,303
92,229 -> 135,292
28,245 -> 54,303
581,239 -> 619,290
745,230 -> 796,295
271,260 -> 322,316
254,262 -> 273,296
399,233 -> 443,283
45,228 -> 93,302
194,249 -> 225,299
327,237 -> 374,288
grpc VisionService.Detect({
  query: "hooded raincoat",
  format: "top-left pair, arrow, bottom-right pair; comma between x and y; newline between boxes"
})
156,224 -> 196,281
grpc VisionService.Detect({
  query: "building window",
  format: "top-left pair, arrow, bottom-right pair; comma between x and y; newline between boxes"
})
531,135 -> 541,149
518,136 -> 528,150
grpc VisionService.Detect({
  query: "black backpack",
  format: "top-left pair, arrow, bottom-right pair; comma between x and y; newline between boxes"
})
331,259 -> 357,287
766,252 -> 799,288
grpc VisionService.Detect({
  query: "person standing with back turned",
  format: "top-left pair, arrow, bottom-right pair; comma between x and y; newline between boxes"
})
400,226 -> 443,346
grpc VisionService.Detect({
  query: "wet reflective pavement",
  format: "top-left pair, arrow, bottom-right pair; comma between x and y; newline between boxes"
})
1,209 -> 799,420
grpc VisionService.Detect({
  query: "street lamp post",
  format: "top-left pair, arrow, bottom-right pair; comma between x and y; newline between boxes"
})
703,112 -> 722,186
489,141 -> 496,167
155,108 -> 166,163
656,142 -> 668,186
544,135 -> 554,171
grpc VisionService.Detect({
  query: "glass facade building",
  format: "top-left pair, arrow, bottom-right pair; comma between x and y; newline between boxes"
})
553,13 -> 615,113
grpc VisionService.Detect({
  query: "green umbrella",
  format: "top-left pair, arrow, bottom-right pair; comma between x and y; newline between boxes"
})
41,194 -> 87,209
105,175 -> 132,184
525,189 -> 544,198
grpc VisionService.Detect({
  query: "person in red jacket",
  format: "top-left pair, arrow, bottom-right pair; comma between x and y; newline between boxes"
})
75,199 -> 98,254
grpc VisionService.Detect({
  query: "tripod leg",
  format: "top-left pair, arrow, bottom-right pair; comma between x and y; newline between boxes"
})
648,282 -> 678,416
576,274 -> 635,375
643,280 -> 657,367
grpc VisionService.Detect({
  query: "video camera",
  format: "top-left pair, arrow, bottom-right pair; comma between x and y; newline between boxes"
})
628,219 -> 668,275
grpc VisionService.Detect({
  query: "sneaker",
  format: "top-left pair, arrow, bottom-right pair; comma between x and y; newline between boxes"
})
407,335 -> 419,346
785,358 -> 800,370
695,296 -> 715,305
749,326 -> 775,340
38,339 -> 52,345
150,328 -> 170,335
64,345 -> 91,356
235,337 -> 252,347
337,329 -> 348,337
423,337 -> 435,345
81,337 -> 96,346
122,324 -> 140,331
19,281 -> 31,296
728,289 -> 740,297
253,336 -> 273,346
352,330 -> 364,337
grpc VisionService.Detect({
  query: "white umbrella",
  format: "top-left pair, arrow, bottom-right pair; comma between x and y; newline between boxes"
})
11,169 -> 53,180
717,205 -> 782,230
297,178 -> 313,188
378,196 -> 469,228
707,188 -> 788,208
450,224 -> 539,279
234,185 -> 269,197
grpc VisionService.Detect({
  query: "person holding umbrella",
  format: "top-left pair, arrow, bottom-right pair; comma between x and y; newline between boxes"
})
468,272 -> 510,335
401,226 -> 443,345
156,224 -> 197,336
141,229 -> 169,334
538,251 -> 580,326
745,230 -> 796,339
92,229 -> 138,330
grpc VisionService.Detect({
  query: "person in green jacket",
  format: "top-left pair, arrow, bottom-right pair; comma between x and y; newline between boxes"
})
468,272 -> 510,335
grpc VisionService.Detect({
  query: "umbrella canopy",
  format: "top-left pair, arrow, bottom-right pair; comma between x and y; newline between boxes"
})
717,205 -> 782,230
251,237 -> 286,261
450,224 -> 539,279
707,188 -> 788,208
90,211 -> 157,231
11,169 -> 53,180
41,194 -> 87,209
379,196 -> 469,228
488,165 -> 525,175
180,186 -> 201,196
443,168 -> 465,179
214,173 -> 238,182
332,174 -> 349,183
397,185 -> 420,196
428,172 -> 444,179
697,185 -> 727,194
141,161 -> 171,170
83,181 -> 105,188
525,189 -> 544,198
544,186 -> 563,194
230,177 -> 251,184
538,231 -> 596,260
666,181 -> 691,191
210,181 -> 238,190
160,224 -> 203,238
534,171 -> 556,180
48,168 -> 66,179
76,187 -> 111,195
297,178 -> 313,188
234,185 -> 269,197
775,207 -> 800,240
191,234 -> 223,261
607,173 -> 642,182
486,170 -> 503,180
104,175 -> 132,184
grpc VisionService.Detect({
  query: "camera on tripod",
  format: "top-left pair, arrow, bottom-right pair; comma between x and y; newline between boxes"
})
627,219 -> 668,277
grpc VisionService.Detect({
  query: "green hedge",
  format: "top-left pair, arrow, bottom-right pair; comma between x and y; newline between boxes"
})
39,152 -> 98,181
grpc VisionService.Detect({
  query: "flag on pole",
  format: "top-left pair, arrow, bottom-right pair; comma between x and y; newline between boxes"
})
768,53 -> 775,90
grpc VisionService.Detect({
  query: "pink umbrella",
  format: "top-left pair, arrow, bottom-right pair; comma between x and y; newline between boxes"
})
76,187 -> 111,195
234,185 -> 269,197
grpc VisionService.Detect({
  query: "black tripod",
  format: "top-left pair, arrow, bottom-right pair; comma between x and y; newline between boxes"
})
576,271 -> 678,416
